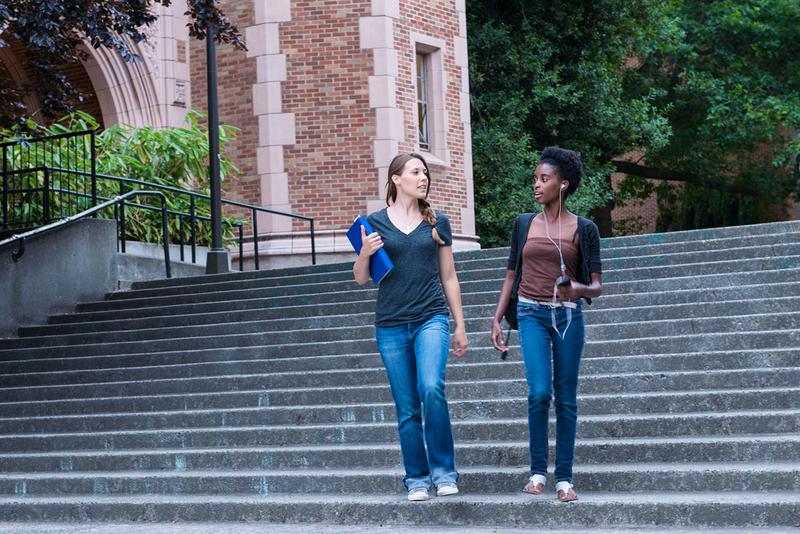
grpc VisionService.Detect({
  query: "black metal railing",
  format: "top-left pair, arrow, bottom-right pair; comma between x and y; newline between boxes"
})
0,131 -> 316,269
1,129 -> 97,232
0,190 -> 173,278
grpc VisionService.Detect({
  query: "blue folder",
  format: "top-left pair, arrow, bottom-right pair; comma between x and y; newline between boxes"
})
347,215 -> 394,284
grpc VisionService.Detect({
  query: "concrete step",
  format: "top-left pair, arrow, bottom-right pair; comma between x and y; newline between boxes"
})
1,386 -> 796,434
586,311 -> 800,341
0,524 -> 790,534
1,219 -> 798,530
113,259 -> 512,301
1,434 -> 796,473
602,255 -> 800,284
23,276 -> 800,342
1,347 -> 797,394
108,237 -> 800,302
0,333 -> 798,394
592,278 -> 800,308
8,305 -> 798,351
601,230 -> 800,259
586,295 -> 800,324
2,318 -> 799,361
20,282 -> 799,339
3,331 -> 796,385
121,220 -> 800,290
604,242 -> 800,271
0,462 -> 797,496
0,491 -> 797,527
0,358 -> 794,403
127,247 -> 508,293
600,219 -> 800,249
40,271 -> 800,328
0,408 -> 796,453
68,255 -> 800,315
1,350 -> 795,417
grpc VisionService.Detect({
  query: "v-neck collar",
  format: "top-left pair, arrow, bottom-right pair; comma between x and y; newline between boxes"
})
385,208 -> 425,236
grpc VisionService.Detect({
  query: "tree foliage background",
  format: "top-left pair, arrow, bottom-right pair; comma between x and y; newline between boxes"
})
632,0 -> 800,231
0,0 -> 245,126
469,0 -> 800,246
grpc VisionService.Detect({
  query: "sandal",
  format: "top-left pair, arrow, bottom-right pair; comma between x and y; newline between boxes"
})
522,474 -> 546,495
555,481 -> 577,502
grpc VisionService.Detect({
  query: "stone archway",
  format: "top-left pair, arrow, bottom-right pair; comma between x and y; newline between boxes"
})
0,2 -> 190,130
80,3 -> 192,129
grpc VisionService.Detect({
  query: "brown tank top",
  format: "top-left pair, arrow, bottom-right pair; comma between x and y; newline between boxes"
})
518,237 -> 580,301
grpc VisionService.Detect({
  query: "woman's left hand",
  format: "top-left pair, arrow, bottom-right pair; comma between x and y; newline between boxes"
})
557,280 -> 584,302
451,324 -> 468,358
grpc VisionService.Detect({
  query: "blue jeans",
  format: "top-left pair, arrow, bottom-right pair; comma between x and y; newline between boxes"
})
517,300 -> 585,483
375,314 -> 458,491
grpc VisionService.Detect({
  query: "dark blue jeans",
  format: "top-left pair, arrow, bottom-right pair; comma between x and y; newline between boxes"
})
375,314 -> 458,491
517,300 -> 585,483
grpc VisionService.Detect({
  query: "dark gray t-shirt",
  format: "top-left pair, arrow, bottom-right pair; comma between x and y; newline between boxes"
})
367,208 -> 453,327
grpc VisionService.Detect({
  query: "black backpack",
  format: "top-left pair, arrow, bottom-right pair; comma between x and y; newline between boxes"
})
503,213 -> 535,330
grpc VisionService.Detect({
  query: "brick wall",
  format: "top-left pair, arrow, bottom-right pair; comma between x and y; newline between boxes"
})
610,173 -> 662,235
395,0 -> 467,233
188,0 -> 474,247
189,1 -> 260,222
281,0 -> 376,231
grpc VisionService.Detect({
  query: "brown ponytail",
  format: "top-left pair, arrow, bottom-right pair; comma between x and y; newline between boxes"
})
386,153 -> 444,245
419,198 -> 445,245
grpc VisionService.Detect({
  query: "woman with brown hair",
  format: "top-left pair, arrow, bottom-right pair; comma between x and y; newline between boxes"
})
353,152 -> 468,501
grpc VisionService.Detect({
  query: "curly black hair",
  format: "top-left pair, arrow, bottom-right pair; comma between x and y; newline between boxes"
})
539,146 -> 583,197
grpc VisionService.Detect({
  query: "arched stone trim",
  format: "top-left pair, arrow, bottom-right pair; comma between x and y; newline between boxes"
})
80,3 -> 191,128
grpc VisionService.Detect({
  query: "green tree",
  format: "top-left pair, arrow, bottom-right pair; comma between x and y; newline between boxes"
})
467,0 -> 677,246
624,0 -> 800,230
0,0 -> 245,126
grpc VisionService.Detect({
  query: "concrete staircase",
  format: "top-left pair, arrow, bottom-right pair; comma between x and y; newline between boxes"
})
0,221 -> 798,529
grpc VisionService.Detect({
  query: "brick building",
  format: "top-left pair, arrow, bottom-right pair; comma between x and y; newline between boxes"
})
0,0 -> 477,267
190,0 -> 478,267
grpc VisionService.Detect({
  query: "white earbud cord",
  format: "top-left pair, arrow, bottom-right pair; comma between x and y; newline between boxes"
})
542,186 -> 572,339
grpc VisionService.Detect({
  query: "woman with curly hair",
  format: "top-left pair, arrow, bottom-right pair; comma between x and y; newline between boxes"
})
491,146 -> 602,502
354,152 -> 468,502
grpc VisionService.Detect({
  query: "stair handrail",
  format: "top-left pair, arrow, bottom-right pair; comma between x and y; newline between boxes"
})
0,190 -> 174,278
1,165 -> 317,267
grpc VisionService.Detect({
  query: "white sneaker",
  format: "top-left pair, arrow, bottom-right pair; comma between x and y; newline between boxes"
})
436,483 -> 459,496
407,487 -> 430,501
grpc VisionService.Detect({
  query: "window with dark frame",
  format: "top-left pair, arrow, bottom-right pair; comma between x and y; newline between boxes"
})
416,52 -> 430,152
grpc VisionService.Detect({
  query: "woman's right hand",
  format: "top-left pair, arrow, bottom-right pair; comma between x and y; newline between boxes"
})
491,318 -> 509,352
360,225 -> 383,257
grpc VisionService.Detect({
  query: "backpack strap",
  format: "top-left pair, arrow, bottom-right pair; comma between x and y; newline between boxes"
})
511,213 -> 535,298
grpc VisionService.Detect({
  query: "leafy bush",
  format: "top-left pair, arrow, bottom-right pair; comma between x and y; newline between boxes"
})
1,111 -> 245,246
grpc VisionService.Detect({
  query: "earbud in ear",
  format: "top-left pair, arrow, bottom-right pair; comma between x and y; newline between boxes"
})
561,184 -> 566,190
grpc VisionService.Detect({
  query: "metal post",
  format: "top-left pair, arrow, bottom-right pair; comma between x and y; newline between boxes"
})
90,130 -> 97,212
114,203 -> 120,252
119,181 -> 127,253
205,24 -> 229,274
238,224 -> 244,271
160,197 -> 172,279
179,214 -> 185,262
190,196 -> 197,264
2,145 -> 8,230
252,208 -> 259,271
310,219 -> 316,265
43,168 -> 50,224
